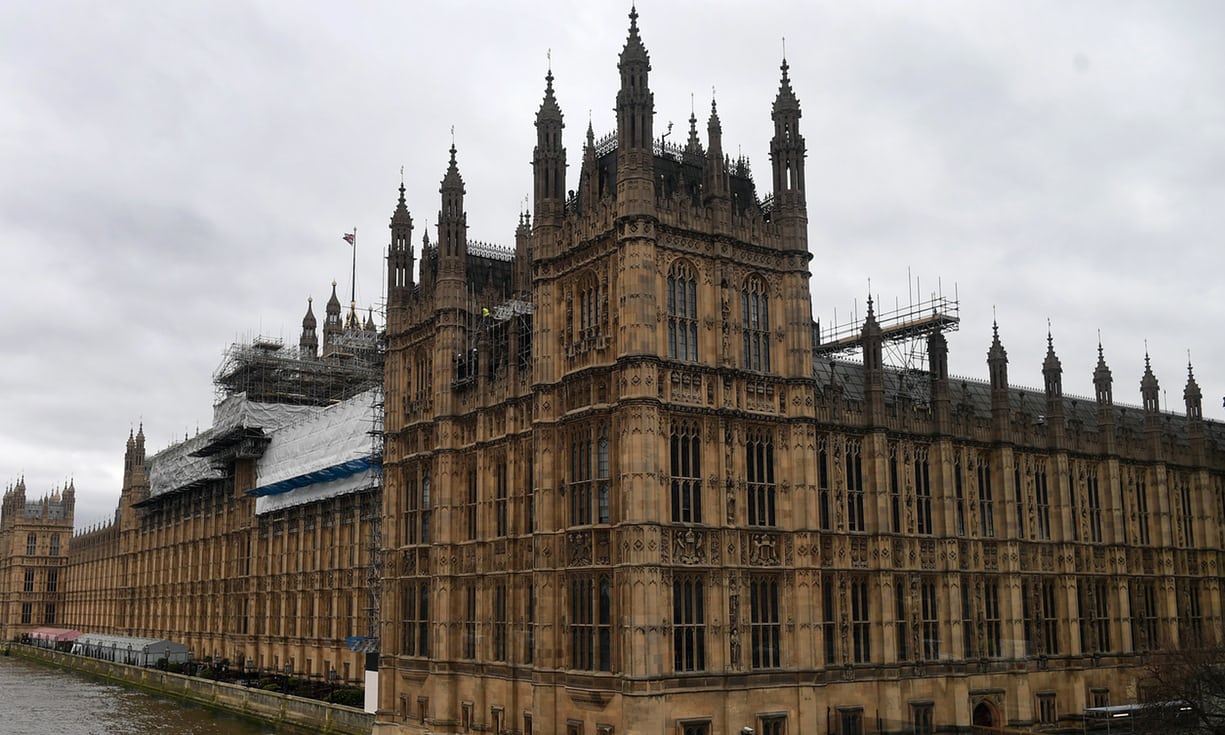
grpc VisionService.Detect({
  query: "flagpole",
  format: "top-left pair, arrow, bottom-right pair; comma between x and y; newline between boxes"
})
350,227 -> 357,307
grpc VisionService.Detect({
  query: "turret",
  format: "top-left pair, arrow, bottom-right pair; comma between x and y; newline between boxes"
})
1185,359 -> 1205,461
1093,341 -> 1116,454
614,6 -> 655,213
683,102 -> 704,165
1140,352 -> 1162,454
1041,330 -> 1065,447
987,321 -> 1010,441
299,297 -> 318,359
388,180 -> 415,306
1184,360 -> 1202,421
579,121 -> 598,211
513,212 -> 532,296
928,327 -> 951,435
704,98 -> 730,206
769,55 -> 807,223
437,143 -> 468,281
861,296 -> 885,426
533,66 -> 566,224
323,281 -> 342,356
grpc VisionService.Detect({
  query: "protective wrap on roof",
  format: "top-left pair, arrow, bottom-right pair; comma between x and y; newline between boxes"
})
147,393 -> 321,497
252,388 -> 379,515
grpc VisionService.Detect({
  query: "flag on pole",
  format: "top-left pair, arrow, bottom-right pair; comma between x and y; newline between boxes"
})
343,232 -> 355,245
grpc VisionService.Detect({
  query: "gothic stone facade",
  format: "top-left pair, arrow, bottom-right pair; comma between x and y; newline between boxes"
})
62,294 -> 382,684
378,10 -> 1225,735
0,479 -> 73,640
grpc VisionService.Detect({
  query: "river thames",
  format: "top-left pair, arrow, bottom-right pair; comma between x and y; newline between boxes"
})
0,653 -> 285,734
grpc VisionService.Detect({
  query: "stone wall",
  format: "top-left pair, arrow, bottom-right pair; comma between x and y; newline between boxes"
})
9,644 -> 371,735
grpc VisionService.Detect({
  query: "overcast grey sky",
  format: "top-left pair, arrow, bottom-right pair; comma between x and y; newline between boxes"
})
2,1 -> 1222,528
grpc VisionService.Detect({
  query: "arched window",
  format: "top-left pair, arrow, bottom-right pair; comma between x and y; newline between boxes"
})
746,429 -> 776,527
741,275 -> 770,372
578,272 -> 602,342
667,261 -> 698,361
570,422 -> 611,526
670,421 -> 702,523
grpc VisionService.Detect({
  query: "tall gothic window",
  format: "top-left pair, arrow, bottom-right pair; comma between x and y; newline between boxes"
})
818,439 -> 831,531
953,456 -> 966,536
846,440 -> 865,532
1135,475 -> 1150,545
667,261 -> 698,361
984,580 -> 1002,657
821,577 -> 836,665
673,576 -> 706,671
1013,465 -> 1026,539
1131,580 -> 1159,651
1179,581 -> 1203,643
463,583 -> 477,659
742,275 -> 770,372
889,445 -> 901,533
746,430 -> 776,527
978,459 -> 995,538
495,458 -> 508,537
578,272 -> 602,342
1087,469 -> 1103,543
671,422 -> 702,523
571,575 -> 612,671
1039,579 -> 1060,655
750,576 -> 781,668
920,578 -> 939,661
401,581 -> 429,657
465,462 -> 478,540
26,533 -> 36,556
850,578 -> 870,663
915,449 -> 933,535
1178,478 -> 1196,547
895,576 -> 908,663
571,424 -> 611,526
1078,579 -> 1111,654
1035,465 -> 1051,540
493,581 -> 508,661
1068,470 -> 1081,542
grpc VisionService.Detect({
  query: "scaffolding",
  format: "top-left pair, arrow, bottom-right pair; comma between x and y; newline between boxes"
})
212,336 -> 381,407
816,279 -> 960,406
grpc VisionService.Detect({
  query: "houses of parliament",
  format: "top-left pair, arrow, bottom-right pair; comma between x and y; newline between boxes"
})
4,8 -> 1225,735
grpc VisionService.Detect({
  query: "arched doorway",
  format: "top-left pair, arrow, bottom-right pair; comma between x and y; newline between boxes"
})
972,700 -> 1000,732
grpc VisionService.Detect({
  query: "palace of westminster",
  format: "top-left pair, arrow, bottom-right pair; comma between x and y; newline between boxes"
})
3,9 -> 1224,735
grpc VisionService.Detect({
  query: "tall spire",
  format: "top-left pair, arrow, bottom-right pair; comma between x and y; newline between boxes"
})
300,297 -> 318,359
1093,338 -> 1113,406
1042,327 -> 1062,399
683,94 -> 704,163
1041,327 -> 1066,446
1184,358 -> 1202,420
388,178 -> 415,304
616,4 -> 654,154
861,295 -> 885,426
705,96 -> 729,203
987,320 -> 1011,441
533,63 -> 566,222
987,320 -> 1008,389
1140,351 -> 1160,414
770,54 -> 806,210
438,140 -> 468,268
322,280 -> 343,356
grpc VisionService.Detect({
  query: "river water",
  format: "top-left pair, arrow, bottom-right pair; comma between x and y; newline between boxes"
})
0,652 -> 284,735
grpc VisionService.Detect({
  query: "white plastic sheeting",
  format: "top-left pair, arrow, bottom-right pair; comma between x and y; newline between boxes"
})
146,393 -> 321,497
71,633 -> 191,665
252,388 -> 379,515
